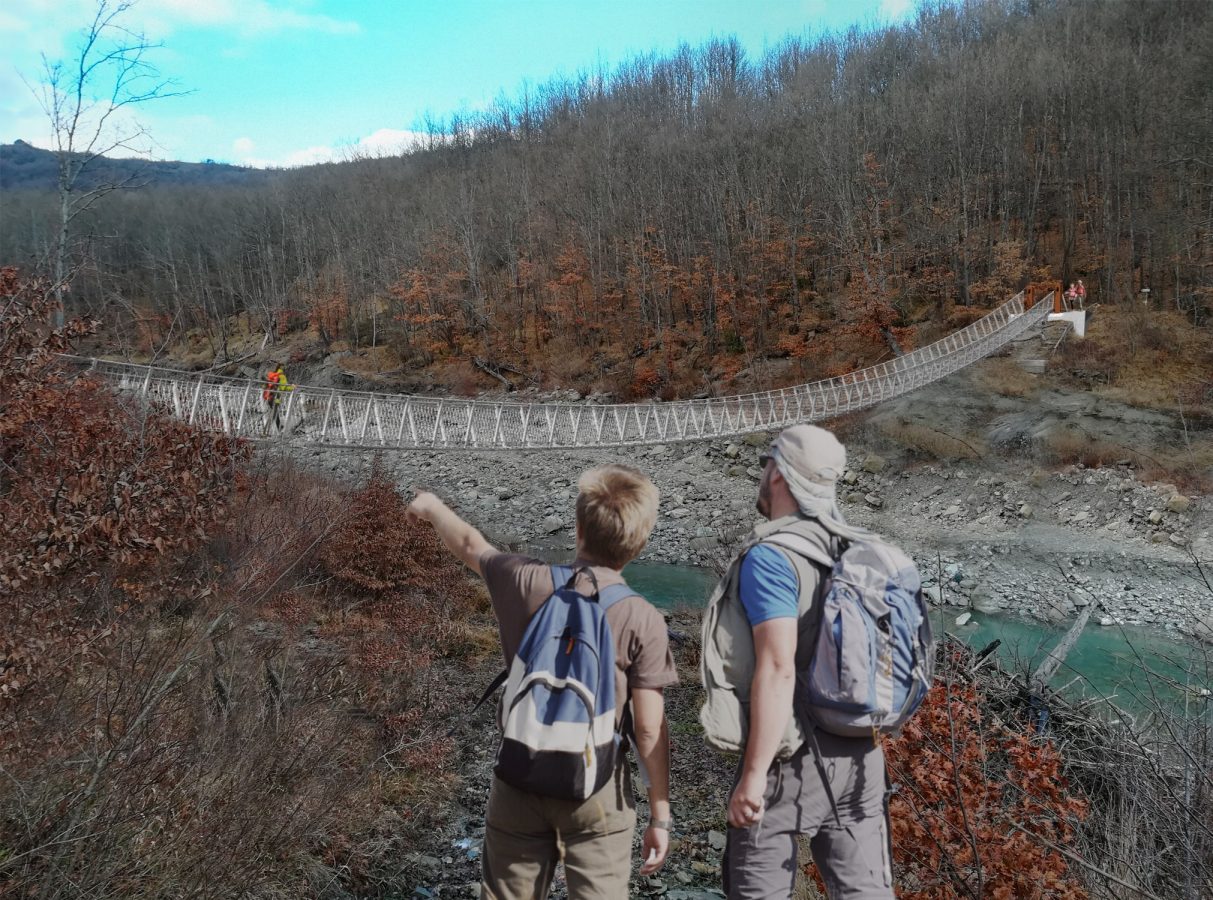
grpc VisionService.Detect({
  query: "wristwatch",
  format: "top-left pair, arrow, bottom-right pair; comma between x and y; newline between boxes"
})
648,818 -> 672,831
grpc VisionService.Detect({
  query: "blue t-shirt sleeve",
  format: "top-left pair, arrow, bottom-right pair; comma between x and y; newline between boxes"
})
738,544 -> 799,626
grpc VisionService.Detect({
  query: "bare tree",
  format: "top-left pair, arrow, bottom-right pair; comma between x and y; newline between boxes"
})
26,0 -> 181,326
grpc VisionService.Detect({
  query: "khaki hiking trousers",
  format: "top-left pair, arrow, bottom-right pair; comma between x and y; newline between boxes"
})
724,731 -> 893,900
481,762 -> 636,899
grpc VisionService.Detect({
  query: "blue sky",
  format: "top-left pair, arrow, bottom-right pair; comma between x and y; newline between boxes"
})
1,0 -> 916,168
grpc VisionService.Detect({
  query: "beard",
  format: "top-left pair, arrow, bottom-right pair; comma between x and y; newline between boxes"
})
756,478 -> 771,519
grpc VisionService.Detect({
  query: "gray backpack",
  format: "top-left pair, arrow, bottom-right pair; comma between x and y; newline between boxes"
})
700,515 -> 934,755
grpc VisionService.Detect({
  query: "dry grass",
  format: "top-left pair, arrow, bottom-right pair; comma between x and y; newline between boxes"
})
876,418 -> 986,461
1055,309 -> 1213,417
1043,427 -> 1213,494
974,356 -> 1041,399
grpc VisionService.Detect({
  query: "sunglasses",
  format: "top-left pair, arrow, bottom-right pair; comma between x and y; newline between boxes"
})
759,454 -> 773,467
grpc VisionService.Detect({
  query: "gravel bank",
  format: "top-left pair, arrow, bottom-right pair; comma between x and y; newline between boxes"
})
284,433 -> 1211,642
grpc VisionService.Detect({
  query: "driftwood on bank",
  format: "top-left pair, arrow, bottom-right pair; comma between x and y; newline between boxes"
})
1030,603 -> 1097,694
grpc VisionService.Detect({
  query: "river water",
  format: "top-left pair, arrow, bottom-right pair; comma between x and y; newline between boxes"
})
623,560 -> 1211,713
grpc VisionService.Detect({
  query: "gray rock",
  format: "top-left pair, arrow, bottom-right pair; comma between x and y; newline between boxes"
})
690,536 -> 719,551
970,588 -> 1003,614
541,515 -> 565,534
743,432 -> 769,447
864,493 -> 884,509
842,470 -> 860,485
1018,504 -> 1034,518
726,465 -> 747,477
707,829 -> 727,850
724,443 -> 741,459
1148,510 -> 1164,525
1169,533 -> 1187,546
1166,495 -> 1191,514
863,454 -> 887,474
670,507 -> 692,519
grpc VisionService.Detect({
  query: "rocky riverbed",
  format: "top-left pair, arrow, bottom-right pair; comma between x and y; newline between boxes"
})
285,431 -> 1211,642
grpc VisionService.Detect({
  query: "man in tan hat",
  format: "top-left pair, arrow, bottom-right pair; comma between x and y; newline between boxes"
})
713,425 -> 893,899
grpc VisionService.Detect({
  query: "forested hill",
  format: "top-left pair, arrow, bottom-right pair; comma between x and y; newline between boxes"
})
0,139 -> 271,191
2,0 -> 1210,401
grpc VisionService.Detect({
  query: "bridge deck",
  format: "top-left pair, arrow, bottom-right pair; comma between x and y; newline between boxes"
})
80,291 -> 1050,450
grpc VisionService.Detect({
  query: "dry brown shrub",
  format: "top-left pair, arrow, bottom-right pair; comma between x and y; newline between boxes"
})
0,272 -> 496,896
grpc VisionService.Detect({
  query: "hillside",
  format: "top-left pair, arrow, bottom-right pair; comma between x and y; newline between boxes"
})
3,0 -> 1210,406
0,139 -> 273,191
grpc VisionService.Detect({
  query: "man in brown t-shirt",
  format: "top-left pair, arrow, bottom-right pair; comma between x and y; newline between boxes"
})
406,464 -> 676,899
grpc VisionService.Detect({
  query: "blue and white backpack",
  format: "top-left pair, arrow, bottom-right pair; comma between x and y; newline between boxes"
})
766,531 -> 934,738
702,516 -> 934,757
493,566 -> 633,801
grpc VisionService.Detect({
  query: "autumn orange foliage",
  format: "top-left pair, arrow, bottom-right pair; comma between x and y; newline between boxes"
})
881,650 -> 1089,899
0,268 -> 248,706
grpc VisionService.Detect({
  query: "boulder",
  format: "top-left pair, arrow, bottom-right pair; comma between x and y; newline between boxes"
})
863,454 -> 887,474
970,588 -> 1003,614
864,493 -> 884,509
1166,494 -> 1191,514
1148,510 -> 1163,525
724,443 -> 742,459
541,515 -> 564,534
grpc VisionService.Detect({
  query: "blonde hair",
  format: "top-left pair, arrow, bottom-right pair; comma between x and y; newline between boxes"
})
575,464 -> 659,570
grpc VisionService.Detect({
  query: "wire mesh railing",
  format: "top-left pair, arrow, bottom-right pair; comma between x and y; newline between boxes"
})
75,291 -> 1050,450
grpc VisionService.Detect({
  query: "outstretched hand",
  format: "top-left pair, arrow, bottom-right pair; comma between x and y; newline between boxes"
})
639,824 -> 669,875
405,490 -> 441,525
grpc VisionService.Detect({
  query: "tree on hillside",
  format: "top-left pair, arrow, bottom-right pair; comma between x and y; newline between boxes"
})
26,0 -> 181,326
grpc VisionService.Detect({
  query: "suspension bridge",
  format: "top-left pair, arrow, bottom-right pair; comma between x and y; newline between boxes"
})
79,290 -> 1054,451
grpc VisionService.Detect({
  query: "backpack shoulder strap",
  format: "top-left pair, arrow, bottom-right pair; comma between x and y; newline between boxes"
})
550,565 -> 575,591
761,533 -> 835,571
597,581 -> 635,611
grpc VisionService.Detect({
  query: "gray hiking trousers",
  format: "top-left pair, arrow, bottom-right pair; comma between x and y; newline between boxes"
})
723,731 -> 893,899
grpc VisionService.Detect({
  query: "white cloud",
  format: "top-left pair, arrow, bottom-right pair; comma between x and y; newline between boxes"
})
231,128 -> 434,169
879,0 -> 915,21
355,128 -> 431,156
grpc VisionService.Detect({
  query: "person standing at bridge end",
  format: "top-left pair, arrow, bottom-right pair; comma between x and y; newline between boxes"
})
406,464 -> 676,899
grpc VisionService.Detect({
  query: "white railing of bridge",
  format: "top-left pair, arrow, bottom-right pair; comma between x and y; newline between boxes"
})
78,291 -> 1051,450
